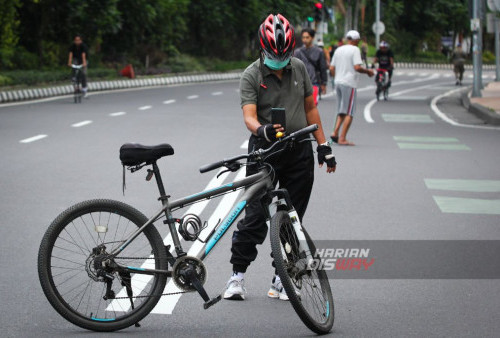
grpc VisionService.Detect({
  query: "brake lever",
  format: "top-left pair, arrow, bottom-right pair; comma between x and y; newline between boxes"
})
216,162 -> 241,178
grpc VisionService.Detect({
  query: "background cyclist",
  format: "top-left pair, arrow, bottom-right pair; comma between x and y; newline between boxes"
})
224,14 -> 336,302
67,34 -> 89,97
374,41 -> 394,88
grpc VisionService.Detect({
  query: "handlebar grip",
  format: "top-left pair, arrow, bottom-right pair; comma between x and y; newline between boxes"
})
289,124 -> 318,138
199,160 -> 225,173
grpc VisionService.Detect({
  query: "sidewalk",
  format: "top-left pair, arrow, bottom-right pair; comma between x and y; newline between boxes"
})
467,81 -> 500,125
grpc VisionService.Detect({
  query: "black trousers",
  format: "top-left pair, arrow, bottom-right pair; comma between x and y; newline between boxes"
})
230,135 -> 315,273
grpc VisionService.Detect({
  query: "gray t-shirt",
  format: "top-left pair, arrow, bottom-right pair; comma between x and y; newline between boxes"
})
239,57 -> 313,133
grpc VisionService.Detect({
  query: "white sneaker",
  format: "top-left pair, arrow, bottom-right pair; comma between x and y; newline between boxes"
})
224,277 -> 246,300
268,276 -> 291,301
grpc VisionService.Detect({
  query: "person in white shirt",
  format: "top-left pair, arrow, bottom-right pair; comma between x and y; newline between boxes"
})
329,30 -> 374,145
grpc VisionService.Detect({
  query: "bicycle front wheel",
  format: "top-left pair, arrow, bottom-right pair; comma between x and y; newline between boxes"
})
38,199 -> 168,332
270,211 -> 334,335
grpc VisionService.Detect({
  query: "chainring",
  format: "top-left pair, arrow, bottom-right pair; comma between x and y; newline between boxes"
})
172,256 -> 207,291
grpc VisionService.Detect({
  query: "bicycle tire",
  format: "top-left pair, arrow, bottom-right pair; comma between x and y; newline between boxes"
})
270,210 -> 334,335
38,199 -> 168,332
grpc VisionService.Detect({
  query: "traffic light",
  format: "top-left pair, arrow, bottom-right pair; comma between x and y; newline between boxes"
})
314,2 -> 323,22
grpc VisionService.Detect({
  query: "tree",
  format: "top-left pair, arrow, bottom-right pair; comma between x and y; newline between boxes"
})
0,0 -> 20,69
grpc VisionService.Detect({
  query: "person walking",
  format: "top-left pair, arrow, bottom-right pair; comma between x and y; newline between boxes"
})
224,14 -> 337,301
360,38 -> 369,68
67,35 -> 89,97
451,44 -> 466,85
329,30 -> 374,146
294,28 -> 328,106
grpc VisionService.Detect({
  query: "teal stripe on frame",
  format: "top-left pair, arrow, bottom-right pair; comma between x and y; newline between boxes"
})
397,143 -> 470,150
382,114 -> 434,123
433,196 -> 500,215
425,179 -> 500,192
393,136 -> 459,143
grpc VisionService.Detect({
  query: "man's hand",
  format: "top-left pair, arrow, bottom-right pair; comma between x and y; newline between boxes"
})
320,84 -> 326,94
257,124 -> 284,142
317,144 -> 337,173
68,63 -> 72,67
367,69 -> 375,77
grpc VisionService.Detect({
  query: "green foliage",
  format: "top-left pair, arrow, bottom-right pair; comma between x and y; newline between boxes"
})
482,51 -> 495,64
0,0 -> 21,69
1,67 -> 117,87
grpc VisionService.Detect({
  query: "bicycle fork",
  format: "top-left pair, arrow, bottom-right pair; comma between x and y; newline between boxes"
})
266,190 -> 315,266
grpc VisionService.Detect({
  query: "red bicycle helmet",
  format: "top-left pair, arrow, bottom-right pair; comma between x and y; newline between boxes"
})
258,14 -> 296,61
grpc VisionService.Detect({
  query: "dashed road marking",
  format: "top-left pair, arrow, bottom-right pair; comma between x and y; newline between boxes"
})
163,99 -> 176,104
109,112 -> 126,117
211,91 -> 223,96
396,143 -> 469,150
425,179 -> 500,193
187,95 -> 199,100
382,114 -> 434,123
19,134 -> 47,143
71,120 -> 92,128
138,105 -> 152,110
432,196 -> 500,215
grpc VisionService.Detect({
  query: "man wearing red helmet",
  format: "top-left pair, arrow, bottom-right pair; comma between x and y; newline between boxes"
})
224,14 -> 336,301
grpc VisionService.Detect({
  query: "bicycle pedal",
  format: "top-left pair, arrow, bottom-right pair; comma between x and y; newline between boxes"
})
203,295 -> 222,310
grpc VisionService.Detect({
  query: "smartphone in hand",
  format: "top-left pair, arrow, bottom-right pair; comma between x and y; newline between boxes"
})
271,108 -> 286,131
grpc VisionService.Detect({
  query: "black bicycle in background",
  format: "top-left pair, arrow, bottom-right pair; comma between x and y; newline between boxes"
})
37,124 -> 334,335
71,64 -> 84,103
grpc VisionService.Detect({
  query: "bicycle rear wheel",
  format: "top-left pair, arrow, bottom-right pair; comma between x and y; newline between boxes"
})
38,199 -> 168,331
270,211 -> 334,334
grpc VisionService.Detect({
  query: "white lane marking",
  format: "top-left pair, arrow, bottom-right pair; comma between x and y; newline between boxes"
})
138,105 -> 152,110
187,95 -> 199,100
109,112 -> 126,117
211,91 -> 223,96
467,74 -> 473,78
108,170 -> 232,312
363,74 -> 439,123
408,72 -> 416,76
163,99 -> 176,104
443,74 -> 453,78
235,89 -> 240,93
421,73 -> 428,76
19,134 -> 47,143
430,88 -> 500,130
71,120 -> 92,128
152,168 -> 247,314
395,71 -> 404,76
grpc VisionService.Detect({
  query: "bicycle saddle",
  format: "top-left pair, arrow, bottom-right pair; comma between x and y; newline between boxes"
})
120,143 -> 174,166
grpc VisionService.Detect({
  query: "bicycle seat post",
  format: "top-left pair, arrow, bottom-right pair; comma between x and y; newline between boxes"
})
151,161 -> 185,256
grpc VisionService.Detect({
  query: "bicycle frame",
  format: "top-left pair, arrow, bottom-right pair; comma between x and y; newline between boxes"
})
108,162 -> 274,275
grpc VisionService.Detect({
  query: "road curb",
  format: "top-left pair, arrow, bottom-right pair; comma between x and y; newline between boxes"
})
462,91 -> 500,125
394,62 -> 496,70
0,72 -> 242,104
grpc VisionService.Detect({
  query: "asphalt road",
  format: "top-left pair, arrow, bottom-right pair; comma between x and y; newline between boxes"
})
1,68 -> 499,338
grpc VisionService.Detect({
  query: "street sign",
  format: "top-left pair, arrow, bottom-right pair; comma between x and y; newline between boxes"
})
372,21 -> 385,35
487,0 -> 500,11
471,18 -> 481,32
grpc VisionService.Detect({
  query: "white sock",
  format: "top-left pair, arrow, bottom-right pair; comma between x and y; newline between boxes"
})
231,272 -> 244,280
274,275 -> 281,283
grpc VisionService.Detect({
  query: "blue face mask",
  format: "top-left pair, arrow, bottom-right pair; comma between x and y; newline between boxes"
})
264,57 -> 290,70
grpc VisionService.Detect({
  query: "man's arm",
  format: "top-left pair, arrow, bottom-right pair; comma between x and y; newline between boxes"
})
318,49 -> 328,90
68,52 -> 73,67
82,52 -> 87,67
242,104 -> 283,135
304,95 -> 335,172
354,64 -> 374,76
329,65 -> 335,77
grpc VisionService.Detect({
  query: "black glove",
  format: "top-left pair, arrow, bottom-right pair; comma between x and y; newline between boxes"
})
317,144 -> 337,167
257,124 -> 278,142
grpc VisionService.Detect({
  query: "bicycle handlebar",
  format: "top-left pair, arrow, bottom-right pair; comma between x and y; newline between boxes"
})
199,124 -> 319,174
71,64 -> 83,69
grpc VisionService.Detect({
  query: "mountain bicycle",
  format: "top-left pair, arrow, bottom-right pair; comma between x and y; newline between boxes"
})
375,68 -> 389,101
37,124 -> 334,334
71,64 -> 84,103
